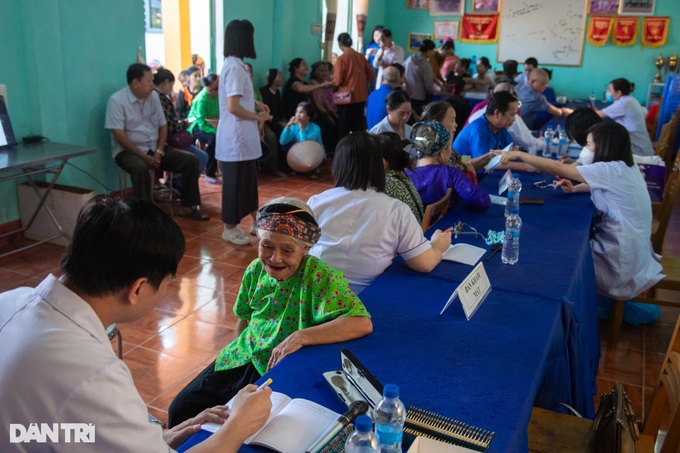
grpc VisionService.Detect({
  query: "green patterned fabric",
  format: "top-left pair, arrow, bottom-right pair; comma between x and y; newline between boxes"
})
385,170 -> 424,223
215,255 -> 370,375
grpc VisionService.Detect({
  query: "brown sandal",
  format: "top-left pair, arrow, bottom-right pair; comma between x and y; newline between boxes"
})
178,208 -> 209,221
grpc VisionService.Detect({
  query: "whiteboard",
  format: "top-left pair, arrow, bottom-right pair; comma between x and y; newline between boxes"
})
497,0 -> 587,66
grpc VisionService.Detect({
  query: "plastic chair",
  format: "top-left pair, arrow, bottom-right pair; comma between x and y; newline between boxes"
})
420,188 -> 452,232
119,168 -> 175,202
529,316 -> 680,452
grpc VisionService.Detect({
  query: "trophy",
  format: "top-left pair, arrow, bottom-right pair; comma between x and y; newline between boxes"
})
653,54 -> 665,83
670,53 -> 678,74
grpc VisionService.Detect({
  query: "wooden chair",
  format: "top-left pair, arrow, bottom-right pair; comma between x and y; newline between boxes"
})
652,150 -> 680,254
420,188 -> 452,232
530,315 -> 680,452
609,166 -> 680,347
642,313 -> 680,452
654,119 -> 673,171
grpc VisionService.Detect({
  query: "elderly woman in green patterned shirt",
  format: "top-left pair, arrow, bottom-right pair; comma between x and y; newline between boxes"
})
168,197 -> 372,427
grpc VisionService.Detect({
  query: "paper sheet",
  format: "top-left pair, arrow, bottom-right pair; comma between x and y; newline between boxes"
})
442,243 -> 487,265
484,142 -> 513,172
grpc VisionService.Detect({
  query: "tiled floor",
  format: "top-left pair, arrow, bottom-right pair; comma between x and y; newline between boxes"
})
0,161 -> 678,431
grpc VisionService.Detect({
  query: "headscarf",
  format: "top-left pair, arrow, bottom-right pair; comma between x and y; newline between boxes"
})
410,121 -> 451,159
255,198 -> 321,246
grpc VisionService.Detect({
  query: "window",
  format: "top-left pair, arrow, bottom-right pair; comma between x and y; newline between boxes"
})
146,0 -> 163,33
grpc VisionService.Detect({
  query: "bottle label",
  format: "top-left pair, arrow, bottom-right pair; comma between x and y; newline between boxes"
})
507,190 -> 515,200
376,429 -> 402,446
512,231 -> 520,239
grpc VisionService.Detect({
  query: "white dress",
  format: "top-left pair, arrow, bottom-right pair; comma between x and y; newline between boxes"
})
577,161 -> 664,300
216,56 -> 261,162
601,96 -> 654,157
308,188 -> 431,294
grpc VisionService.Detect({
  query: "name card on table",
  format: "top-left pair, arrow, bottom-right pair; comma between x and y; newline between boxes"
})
440,262 -> 492,320
498,169 -> 512,195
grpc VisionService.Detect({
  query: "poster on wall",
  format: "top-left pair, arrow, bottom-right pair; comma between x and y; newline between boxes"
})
619,0 -> 655,15
407,0 -> 430,9
587,16 -> 613,46
642,16 -> 670,47
461,14 -> 498,44
472,0 -> 501,13
589,0 -> 619,14
430,0 -> 464,16
434,21 -> 460,40
612,16 -> 639,45
408,32 -> 434,52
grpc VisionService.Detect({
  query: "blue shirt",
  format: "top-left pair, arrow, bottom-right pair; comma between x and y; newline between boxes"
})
279,122 -> 324,148
516,82 -> 549,130
366,84 -> 394,130
453,115 -> 513,168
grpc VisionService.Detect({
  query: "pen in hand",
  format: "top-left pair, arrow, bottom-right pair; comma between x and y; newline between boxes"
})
257,378 -> 273,391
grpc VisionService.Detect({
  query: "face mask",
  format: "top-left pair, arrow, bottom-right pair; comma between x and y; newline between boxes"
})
578,146 -> 595,166
605,92 -> 613,103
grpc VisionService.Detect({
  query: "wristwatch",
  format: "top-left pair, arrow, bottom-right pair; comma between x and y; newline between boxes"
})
154,148 -> 165,157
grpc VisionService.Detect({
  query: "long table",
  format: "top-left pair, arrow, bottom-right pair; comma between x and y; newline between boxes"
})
0,142 -> 95,257
179,170 -> 598,453
179,277 -> 565,453
430,171 -> 599,418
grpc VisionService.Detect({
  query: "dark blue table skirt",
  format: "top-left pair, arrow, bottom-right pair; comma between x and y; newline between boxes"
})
180,274 -> 564,453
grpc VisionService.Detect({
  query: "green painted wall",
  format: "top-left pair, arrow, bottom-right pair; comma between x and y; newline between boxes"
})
223,0 -> 324,88
1,0 -> 678,227
367,0 -> 680,105
0,0 -> 145,225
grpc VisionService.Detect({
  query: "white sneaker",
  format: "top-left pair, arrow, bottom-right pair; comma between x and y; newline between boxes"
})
221,226 -> 251,245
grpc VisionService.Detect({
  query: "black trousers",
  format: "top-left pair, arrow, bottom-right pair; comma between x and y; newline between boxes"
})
167,361 -> 262,428
337,102 -> 366,142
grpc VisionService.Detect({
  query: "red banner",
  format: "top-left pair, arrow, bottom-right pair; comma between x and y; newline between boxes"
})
461,14 -> 498,44
642,16 -> 670,48
612,17 -> 639,46
587,16 -> 613,46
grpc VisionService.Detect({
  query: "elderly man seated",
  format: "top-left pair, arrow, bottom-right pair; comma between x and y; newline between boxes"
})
106,63 -> 209,220
516,68 -> 573,130
168,197 -> 373,427
453,91 -> 539,175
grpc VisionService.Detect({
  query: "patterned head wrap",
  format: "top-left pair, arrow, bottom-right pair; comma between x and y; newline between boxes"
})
410,121 -> 451,159
256,200 -> 321,246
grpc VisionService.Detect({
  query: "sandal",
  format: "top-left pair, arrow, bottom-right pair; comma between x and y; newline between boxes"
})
178,208 -> 210,221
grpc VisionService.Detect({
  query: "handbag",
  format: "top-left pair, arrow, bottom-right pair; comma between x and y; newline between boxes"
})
333,90 -> 352,105
591,383 -> 639,453
167,131 -> 194,149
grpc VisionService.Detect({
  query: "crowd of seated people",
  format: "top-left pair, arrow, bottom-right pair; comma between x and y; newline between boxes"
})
3,19 -> 668,453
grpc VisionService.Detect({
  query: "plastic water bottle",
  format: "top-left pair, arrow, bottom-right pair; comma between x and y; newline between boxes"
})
588,92 -> 596,108
558,131 -> 569,156
504,173 -> 522,217
374,384 -> 406,453
543,126 -> 554,157
501,207 -> 522,265
345,415 -> 379,453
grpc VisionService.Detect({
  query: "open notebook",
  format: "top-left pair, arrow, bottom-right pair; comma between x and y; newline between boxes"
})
202,391 -> 340,453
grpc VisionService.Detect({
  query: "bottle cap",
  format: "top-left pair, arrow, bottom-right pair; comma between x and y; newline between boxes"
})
383,384 -> 399,398
354,415 -> 373,433
512,173 -> 519,179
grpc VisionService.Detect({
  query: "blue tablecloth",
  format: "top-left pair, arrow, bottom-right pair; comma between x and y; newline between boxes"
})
179,170 -> 599,453
427,171 -> 599,418
179,274 -> 564,453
